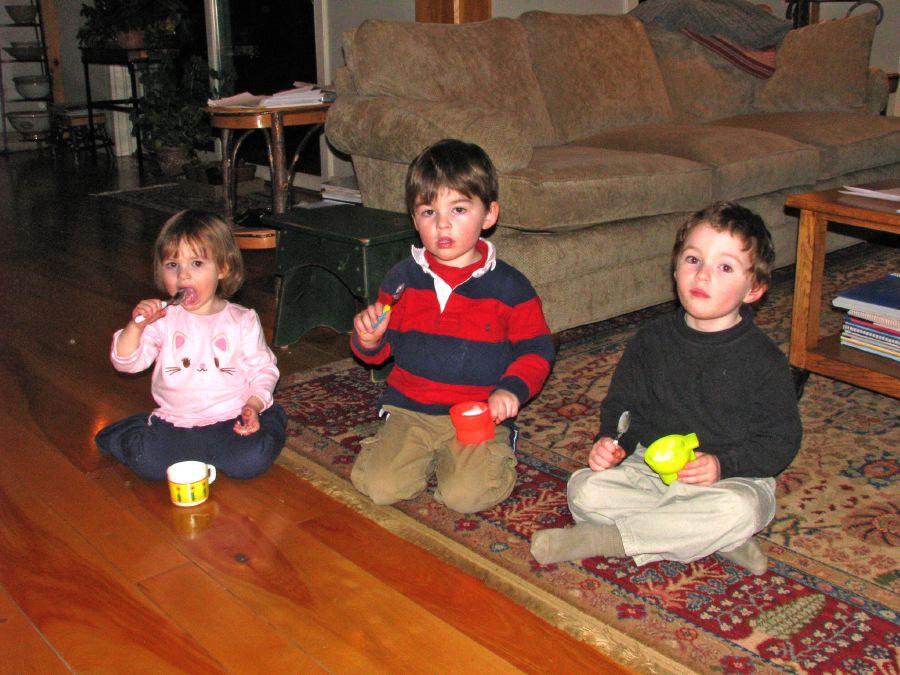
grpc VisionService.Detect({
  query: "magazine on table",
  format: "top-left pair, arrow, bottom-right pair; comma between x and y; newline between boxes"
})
838,185 -> 900,213
208,82 -> 335,108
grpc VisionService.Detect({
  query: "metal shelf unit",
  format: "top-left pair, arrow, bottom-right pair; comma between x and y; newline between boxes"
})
0,1 -> 52,152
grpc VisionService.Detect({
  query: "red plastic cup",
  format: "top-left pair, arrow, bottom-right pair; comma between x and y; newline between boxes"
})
449,401 -> 495,444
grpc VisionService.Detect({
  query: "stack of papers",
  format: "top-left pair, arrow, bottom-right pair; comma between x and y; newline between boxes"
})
321,174 -> 361,204
208,82 -> 335,108
838,185 -> 900,213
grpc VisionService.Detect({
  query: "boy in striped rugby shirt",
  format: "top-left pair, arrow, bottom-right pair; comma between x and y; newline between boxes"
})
350,139 -> 555,514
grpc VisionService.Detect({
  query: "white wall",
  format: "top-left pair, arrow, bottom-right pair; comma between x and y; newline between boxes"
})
493,0 -> 637,17
815,1 -> 898,72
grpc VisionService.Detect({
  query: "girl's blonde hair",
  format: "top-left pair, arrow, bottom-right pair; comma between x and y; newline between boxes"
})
153,210 -> 245,298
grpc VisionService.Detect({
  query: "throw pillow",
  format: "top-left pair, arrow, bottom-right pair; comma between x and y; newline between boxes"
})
754,11 -> 877,113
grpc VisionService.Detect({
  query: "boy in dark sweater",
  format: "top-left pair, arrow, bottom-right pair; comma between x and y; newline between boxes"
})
531,202 -> 802,574
350,139 -> 555,514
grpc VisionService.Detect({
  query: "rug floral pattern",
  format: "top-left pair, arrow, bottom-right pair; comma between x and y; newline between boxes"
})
277,245 -> 899,674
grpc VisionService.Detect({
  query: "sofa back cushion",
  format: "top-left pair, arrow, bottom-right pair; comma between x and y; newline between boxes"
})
754,11 -> 877,113
520,12 -> 672,142
345,18 -> 557,147
645,25 -> 761,122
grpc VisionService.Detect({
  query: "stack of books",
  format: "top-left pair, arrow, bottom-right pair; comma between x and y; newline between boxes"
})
832,272 -> 900,362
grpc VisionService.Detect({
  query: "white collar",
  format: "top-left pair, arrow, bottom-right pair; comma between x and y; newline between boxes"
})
410,239 -> 497,311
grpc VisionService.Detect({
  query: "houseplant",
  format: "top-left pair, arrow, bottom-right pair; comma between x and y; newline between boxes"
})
132,54 -> 227,175
77,0 -> 189,49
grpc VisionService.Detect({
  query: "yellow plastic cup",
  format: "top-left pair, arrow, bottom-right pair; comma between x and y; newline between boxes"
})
644,433 -> 699,484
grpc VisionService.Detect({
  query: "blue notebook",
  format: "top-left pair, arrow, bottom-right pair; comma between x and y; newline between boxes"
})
833,272 -> 900,320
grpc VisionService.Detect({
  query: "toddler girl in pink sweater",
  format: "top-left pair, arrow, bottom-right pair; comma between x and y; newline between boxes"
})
96,210 -> 286,480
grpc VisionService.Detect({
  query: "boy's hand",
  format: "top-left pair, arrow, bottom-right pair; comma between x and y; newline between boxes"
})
353,302 -> 390,347
233,405 -> 261,436
488,389 -> 519,424
677,451 -> 720,486
588,437 -> 626,472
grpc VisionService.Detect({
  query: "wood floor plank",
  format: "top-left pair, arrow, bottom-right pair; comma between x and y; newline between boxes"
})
0,476 -> 226,673
0,588 -> 70,674
0,401 -> 188,584
139,563 -> 329,673
300,508 -> 626,673
225,463 -> 355,524
126,478 -> 523,674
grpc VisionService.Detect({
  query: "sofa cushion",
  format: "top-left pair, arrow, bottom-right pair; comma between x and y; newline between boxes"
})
630,0 -> 791,49
577,123 -> 819,199
715,112 -> 900,180
520,12 -> 672,142
755,11 -> 877,113
345,18 -> 556,147
500,145 -> 711,232
645,25 -> 761,122
325,96 -> 533,172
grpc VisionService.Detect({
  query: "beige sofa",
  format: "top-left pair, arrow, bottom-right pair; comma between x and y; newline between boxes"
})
325,10 -> 900,332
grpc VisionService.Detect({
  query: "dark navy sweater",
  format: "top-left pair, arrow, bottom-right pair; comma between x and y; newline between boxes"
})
599,306 -> 802,479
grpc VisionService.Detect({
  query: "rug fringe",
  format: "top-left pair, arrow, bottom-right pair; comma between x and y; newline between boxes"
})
278,448 -> 694,675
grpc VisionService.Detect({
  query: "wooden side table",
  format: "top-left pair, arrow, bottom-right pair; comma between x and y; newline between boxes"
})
261,205 -> 419,346
786,181 -> 899,398
204,102 -> 330,224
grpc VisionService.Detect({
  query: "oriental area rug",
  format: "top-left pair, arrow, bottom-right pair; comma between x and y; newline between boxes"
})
275,244 -> 899,674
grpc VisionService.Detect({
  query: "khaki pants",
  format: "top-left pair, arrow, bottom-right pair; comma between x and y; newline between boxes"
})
567,445 -> 776,566
351,405 -> 517,514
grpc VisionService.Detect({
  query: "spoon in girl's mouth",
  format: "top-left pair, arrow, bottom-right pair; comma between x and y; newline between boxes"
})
134,288 -> 188,324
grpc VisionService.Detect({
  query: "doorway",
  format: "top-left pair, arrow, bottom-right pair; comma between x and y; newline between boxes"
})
203,0 -> 321,175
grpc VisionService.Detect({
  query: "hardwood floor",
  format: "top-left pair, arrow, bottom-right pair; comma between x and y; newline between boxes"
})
0,152 -> 629,673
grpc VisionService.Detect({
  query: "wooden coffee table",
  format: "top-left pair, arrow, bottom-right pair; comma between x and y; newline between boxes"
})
786,180 -> 899,398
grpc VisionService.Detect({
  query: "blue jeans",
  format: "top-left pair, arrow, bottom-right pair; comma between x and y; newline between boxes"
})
96,404 -> 288,480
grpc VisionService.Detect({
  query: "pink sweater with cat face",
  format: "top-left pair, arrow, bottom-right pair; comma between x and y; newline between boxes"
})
110,303 -> 279,428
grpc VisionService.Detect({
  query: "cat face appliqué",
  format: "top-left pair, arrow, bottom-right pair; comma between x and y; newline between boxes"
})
164,331 -> 235,375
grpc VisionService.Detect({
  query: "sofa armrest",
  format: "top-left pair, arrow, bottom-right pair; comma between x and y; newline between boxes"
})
864,67 -> 889,114
325,95 -> 533,172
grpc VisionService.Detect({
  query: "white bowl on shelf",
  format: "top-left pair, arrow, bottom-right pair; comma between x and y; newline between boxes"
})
6,110 -> 50,138
5,4 -> 36,24
13,75 -> 49,99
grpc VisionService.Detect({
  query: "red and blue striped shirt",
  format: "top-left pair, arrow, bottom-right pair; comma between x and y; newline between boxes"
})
352,240 -> 554,415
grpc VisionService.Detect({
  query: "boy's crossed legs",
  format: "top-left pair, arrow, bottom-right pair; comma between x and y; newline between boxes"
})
531,448 -> 775,574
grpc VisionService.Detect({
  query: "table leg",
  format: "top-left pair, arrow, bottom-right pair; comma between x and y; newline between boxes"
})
286,123 -> 324,188
220,128 -> 234,223
270,112 -> 288,214
83,60 -> 97,165
127,62 -> 143,175
788,208 -> 828,369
